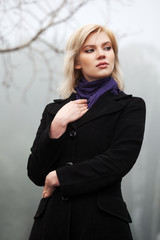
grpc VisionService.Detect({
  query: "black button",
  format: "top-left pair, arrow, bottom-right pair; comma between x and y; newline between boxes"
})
62,196 -> 70,201
66,162 -> 73,166
69,130 -> 76,138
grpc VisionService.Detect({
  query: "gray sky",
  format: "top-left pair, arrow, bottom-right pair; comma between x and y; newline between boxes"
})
74,0 -> 160,49
0,1 -> 160,240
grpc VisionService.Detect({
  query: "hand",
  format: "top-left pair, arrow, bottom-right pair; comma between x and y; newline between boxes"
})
50,99 -> 88,138
42,171 -> 60,198
54,99 -> 88,125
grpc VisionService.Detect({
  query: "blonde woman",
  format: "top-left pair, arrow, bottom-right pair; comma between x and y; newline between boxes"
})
27,24 -> 146,240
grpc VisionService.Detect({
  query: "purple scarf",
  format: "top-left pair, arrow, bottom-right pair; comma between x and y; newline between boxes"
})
75,76 -> 119,108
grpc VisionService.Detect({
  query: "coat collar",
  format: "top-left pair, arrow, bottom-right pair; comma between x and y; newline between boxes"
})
47,91 -> 132,128
74,91 -> 132,128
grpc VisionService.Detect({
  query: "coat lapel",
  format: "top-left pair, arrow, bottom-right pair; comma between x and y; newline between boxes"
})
74,91 -> 132,128
47,91 -> 132,128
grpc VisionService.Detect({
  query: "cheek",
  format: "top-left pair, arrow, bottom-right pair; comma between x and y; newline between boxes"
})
79,60 -> 92,72
110,53 -> 115,66
80,56 -> 90,67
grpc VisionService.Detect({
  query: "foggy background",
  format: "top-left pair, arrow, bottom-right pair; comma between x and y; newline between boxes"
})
0,0 -> 160,239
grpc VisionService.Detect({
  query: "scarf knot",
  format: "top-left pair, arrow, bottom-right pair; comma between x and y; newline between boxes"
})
75,76 -> 119,108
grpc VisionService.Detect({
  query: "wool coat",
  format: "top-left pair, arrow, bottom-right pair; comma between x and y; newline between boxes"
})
27,90 -> 146,240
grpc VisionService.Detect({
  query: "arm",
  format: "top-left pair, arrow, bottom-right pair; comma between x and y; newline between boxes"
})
56,97 -> 146,198
27,105 -> 65,186
27,99 -> 88,186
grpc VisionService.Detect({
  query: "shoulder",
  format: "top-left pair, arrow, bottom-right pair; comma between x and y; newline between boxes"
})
117,92 -> 146,119
130,96 -> 146,107
115,91 -> 145,106
127,95 -> 146,110
111,92 -> 146,118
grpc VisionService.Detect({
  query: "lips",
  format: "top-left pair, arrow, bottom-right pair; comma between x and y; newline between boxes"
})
96,62 -> 109,67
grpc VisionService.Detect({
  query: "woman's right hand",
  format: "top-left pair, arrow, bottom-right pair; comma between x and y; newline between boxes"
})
49,99 -> 88,139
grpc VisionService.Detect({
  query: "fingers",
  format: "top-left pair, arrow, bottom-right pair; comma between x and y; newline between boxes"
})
42,186 -> 56,198
42,184 -> 48,198
81,105 -> 88,112
42,170 -> 59,198
56,98 -> 88,124
70,99 -> 88,108
74,99 -> 88,104
76,100 -> 88,117
42,191 -> 47,198
74,99 -> 88,109
43,177 -> 53,198
69,99 -> 88,111
81,108 -> 88,115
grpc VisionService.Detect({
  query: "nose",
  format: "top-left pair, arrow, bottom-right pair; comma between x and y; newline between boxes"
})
96,48 -> 106,60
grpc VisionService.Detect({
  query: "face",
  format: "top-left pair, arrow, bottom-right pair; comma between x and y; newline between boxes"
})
75,31 -> 115,82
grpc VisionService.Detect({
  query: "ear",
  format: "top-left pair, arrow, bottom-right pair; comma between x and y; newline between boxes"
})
74,61 -> 81,69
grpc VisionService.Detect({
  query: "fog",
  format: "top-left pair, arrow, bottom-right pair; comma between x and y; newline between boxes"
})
0,0 -> 160,239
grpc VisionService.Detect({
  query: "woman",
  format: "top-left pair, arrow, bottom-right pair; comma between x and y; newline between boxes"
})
27,24 -> 146,240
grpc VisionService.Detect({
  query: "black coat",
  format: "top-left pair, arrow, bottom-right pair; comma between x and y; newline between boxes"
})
27,91 -> 146,240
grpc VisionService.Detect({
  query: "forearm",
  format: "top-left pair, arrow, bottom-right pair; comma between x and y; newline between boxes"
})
56,144 -> 140,198
27,124 -> 67,186
49,116 -> 67,139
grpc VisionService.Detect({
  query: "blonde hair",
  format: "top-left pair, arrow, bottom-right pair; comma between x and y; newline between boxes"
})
59,24 -> 124,98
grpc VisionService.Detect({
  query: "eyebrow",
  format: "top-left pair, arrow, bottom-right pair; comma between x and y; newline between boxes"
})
83,41 -> 112,49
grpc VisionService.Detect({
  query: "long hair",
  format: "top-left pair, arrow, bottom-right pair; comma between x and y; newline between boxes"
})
59,24 -> 124,98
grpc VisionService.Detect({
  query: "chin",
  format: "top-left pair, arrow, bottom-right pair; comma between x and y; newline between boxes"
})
97,74 -> 110,79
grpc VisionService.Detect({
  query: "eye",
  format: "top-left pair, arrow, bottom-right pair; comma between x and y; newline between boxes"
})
104,46 -> 112,51
85,48 -> 94,53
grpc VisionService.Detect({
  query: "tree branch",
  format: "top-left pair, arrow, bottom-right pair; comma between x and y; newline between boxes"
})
0,0 -> 87,53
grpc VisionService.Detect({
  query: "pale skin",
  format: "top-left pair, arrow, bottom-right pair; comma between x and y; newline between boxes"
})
75,31 -> 115,82
43,31 -> 115,198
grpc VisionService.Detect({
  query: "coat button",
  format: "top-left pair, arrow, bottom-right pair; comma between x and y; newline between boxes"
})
69,130 -> 76,138
66,162 -> 73,166
62,196 -> 70,201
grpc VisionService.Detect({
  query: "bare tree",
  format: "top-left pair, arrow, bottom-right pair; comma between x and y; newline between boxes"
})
0,0 -> 89,53
0,0 -> 88,95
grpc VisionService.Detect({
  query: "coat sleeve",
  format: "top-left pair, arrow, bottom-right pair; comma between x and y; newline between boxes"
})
56,97 -> 146,197
27,104 -> 67,186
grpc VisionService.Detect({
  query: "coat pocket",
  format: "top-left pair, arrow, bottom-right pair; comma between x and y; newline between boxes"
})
97,193 -> 132,223
34,197 -> 49,219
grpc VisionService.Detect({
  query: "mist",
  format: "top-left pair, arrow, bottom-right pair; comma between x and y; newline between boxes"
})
0,0 -> 160,239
